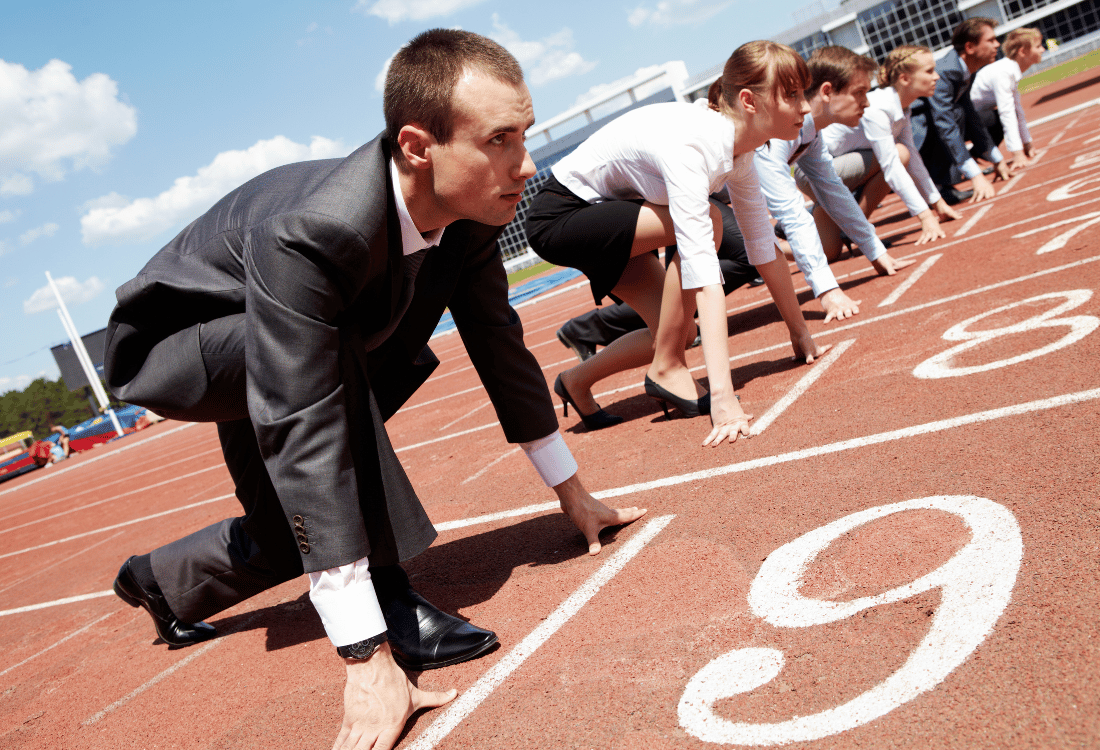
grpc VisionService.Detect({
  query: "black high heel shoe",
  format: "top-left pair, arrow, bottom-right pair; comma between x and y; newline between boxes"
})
554,374 -> 623,430
643,375 -> 711,419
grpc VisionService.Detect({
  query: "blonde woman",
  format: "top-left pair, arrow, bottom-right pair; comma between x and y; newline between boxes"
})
820,45 -> 962,245
526,41 -> 829,447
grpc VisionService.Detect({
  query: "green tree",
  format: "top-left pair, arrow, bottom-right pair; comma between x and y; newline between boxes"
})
0,377 -> 117,439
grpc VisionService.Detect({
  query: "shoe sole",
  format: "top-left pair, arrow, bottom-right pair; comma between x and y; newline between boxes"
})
391,634 -> 499,671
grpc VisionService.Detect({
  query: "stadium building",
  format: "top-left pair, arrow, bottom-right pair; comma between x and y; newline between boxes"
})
500,0 -> 1099,269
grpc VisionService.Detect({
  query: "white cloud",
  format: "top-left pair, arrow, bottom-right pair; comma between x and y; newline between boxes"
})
19,222 -> 59,246
0,59 -> 137,194
0,374 -> 34,394
353,0 -> 486,24
0,209 -> 20,225
24,275 -> 105,314
572,61 -> 689,115
489,16 -> 597,87
80,135 -> 350,245
627,0 -> 733,27
374,52 -> 397,94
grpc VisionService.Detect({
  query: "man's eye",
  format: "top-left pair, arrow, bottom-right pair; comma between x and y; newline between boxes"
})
489,134 -> 505,145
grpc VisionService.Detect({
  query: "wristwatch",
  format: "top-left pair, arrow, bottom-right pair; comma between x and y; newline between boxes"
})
336,632 -> 388,660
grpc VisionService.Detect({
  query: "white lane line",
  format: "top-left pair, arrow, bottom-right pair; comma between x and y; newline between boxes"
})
0,531 -> 124,597
406,514 -> 675,750
435,501 -> 560,531
462,447 -> 521,485
0,494 -> 236,561
0,612 -> 114,678
399,252 -> 1100,453
0,422 -> 198,499
1031,101 -> 1099,128
750,339 -> 855,436
9,463 -> 225,533
6,445 -> 225,516
997,174 -> 1025,196
0,590 -> 115,618
401,384 -> 485,412
877,254 -> 942,307
597,388 -> 1100,500
18,386 -> 1100,617
439,401 -> 492,432
955,205 -> 992,236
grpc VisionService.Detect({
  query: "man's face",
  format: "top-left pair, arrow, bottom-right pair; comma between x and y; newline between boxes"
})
429,72 -> 536,227
967,25 -> 1000,68
831,70 -> 872,128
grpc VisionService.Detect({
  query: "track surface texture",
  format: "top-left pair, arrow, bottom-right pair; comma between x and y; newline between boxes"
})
2,70 -> 1099,750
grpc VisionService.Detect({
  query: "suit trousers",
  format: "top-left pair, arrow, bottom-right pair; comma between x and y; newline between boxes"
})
147,314 -> 415,623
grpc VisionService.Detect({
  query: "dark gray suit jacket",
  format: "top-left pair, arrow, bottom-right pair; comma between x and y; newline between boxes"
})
911,49 -> 997,170
105,134 -> 558,573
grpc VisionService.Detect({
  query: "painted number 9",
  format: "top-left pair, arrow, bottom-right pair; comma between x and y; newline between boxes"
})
912,290 -> 1098,379
678,496 -> 1022,745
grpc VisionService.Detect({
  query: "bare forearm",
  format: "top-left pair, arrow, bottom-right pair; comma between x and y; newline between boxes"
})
756,255 -> 807,335
694,283 -> 737,400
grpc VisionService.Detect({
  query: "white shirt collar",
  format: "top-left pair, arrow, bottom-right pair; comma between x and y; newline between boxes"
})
389,158 -> 445,256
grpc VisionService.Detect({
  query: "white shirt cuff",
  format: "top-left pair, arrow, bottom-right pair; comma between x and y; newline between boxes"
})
961,158 -> 982,180
989,146 -> 1003,164
806,265 -> 840,298
308,558 -> 388,647
520,431 -> 578,487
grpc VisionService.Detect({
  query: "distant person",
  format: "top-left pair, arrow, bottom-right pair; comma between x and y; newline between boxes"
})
526,41 -> 829,445
909,17 -> 1012,204
49,424 -> 71,458
821,45 -> 962,246
555,196 -> 765,362
970,27 -> 1044,170
759,45 -> 914,324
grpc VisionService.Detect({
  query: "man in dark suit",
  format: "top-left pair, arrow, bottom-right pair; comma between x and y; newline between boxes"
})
910,17 -> 1012,204
104,29 -> 644,750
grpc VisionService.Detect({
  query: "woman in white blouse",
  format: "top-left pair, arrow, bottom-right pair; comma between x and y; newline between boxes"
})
820,45 -> 961,246
526,41 -> 829,447
971,28 -> 1043,169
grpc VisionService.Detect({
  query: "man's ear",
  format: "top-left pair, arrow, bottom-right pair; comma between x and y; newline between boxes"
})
817,81 -> 833,103
397,124 -> 434,170
738,88 -> 757,114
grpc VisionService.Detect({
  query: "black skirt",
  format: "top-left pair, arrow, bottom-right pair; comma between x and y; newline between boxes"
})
524,174 -> 644,305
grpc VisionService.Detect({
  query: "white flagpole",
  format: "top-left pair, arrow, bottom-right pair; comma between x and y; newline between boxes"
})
47,272 -> 124,438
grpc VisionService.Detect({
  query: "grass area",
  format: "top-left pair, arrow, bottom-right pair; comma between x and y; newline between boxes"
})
1020,48 -> 1100,93
506,260 -> 556,285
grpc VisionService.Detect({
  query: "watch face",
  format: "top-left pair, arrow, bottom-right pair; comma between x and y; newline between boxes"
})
339,634 -> 386,660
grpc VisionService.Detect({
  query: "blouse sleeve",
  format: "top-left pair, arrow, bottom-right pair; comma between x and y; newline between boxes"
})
656,146 -> 724,290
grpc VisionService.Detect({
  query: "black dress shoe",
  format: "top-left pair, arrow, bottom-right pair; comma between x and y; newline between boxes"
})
113,556 -> 216,646
379,586 -> 497,671
941,187 -> 974,205
556,328 -> 596,362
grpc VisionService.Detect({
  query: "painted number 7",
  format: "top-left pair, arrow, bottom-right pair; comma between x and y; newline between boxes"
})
678,496 -> 1022,745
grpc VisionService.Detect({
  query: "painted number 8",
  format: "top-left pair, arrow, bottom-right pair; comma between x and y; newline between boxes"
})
678,496 -> 1022,745
912,290 -> 1098,379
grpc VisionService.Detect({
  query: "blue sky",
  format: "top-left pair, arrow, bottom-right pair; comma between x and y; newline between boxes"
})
0,0 -> 817,396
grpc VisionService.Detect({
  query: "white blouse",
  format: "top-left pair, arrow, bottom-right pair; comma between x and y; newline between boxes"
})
821,86 -> 941,217
552,101 -> 777,290
971,57 -> 1032,155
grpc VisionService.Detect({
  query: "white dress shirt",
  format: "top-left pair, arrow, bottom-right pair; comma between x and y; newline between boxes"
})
552,101 -> 778,290
756,112 -> 888,298
822,86 -> 941,217
308,160 -> 579,647
971,57 -> 1032,155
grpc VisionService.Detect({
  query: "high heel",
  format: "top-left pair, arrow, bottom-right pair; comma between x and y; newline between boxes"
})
644,375 -> 711,419
553,374 -> 623,430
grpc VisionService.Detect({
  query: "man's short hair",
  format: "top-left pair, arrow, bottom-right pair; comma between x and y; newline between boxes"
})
952,17 -> 996,54
384,29 -> 524,167
1003,27 -> 1042,60
806,46 -> 878,95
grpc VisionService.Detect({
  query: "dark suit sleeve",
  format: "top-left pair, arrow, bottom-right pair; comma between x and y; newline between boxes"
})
243,211 -> 372,572
960,91 -> 996,159
930,69 -> 976,168
448,224 -> 560,444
